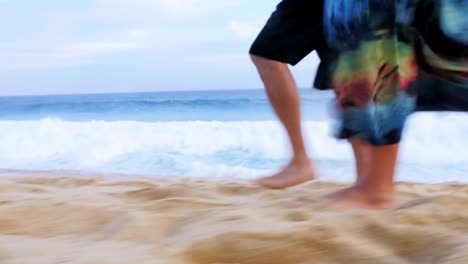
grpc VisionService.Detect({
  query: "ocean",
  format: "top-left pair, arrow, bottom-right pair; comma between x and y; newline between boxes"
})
0,89 -> 467,183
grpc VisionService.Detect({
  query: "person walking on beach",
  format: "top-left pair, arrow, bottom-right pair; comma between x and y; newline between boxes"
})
249,0 -> 325,189
250,0 -> 467,209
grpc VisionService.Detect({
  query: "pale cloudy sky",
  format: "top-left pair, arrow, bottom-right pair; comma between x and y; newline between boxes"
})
0,0 -> 320,96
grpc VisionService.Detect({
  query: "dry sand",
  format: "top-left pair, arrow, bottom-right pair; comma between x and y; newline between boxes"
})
0,171 -> 467,264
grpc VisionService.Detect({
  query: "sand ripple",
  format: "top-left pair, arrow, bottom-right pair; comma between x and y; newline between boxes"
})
0,173 -> 467,263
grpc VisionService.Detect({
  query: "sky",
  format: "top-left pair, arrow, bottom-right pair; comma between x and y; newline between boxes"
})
0,0 -> 321,96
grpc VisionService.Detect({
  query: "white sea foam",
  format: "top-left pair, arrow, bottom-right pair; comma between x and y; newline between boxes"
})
0,112 -> 467,181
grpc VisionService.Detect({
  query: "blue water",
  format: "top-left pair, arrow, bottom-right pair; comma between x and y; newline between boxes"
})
0,89 -> 467,182
0,89 -> 333,122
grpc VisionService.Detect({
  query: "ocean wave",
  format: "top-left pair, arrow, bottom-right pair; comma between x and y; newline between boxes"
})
0,113 -> 467,177
0,98 -> 269,112
0,92 -> 328,119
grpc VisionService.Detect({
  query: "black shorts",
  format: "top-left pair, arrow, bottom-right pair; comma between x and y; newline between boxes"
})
249,0 -> 325,66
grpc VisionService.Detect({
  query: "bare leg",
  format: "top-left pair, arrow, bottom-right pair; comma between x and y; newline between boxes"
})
324,143 -> 399,210
299,137 -> 371,202
250,55 -> 316,189
351,137 -> 372,185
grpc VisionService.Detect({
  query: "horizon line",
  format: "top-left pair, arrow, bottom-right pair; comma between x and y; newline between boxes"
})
0,87 -> 321,98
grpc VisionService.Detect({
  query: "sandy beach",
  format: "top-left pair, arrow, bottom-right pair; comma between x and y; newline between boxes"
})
0,171 -> 467,264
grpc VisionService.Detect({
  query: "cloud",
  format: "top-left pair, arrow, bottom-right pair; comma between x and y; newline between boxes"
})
189,53 -> 248,63
229,17 -> 268,38
158,0 -> 205,18
56,41 -> 143,59
0,28 -> 150,72
93,0 -> 235,21
0,0 -> 275,74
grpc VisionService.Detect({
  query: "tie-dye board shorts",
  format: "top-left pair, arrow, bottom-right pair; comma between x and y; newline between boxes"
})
317,0 -> 467,145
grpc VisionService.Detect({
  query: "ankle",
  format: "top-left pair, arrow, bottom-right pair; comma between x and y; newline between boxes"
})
355,184 -> 395,203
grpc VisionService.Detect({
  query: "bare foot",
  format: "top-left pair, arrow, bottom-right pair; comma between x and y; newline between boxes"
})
322,185 -> 397,210
255,158 -> 317,189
